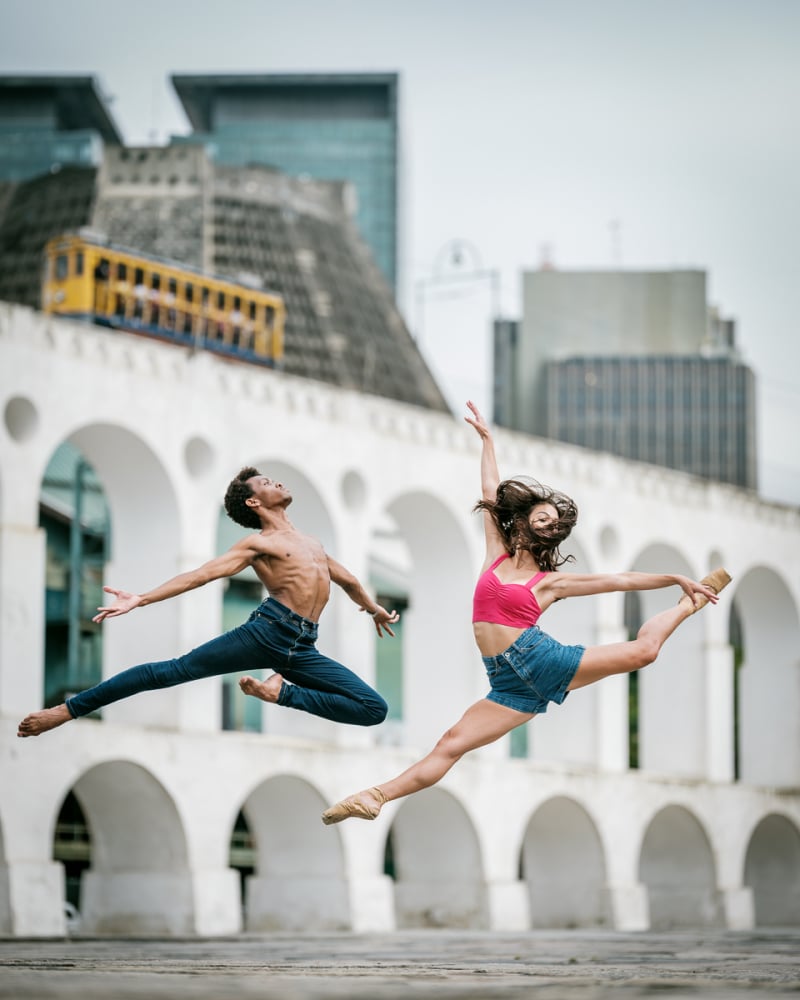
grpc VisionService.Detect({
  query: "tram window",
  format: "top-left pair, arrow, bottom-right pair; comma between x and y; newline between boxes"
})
134,267 -> 145,285
75,252 -> 84,276
117,262 -> 127,281
233,296 -> 241,311
94,258 -> 110,281
168,278 -> 177,295
152,274 -> 161,291
217,291 -> 225,309
185,283 -> 194,303
55,255 -> 68,280
201,287 -> 209,305
249,302 -> 257,320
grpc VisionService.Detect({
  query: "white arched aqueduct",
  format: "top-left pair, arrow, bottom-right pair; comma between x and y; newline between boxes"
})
1,303 -> 799,936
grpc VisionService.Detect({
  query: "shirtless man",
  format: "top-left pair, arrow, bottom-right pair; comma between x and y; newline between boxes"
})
18,467 -> 397,737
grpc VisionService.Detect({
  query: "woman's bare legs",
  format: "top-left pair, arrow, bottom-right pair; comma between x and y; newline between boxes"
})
322,699 -> 532,824
568,596 -> 706,692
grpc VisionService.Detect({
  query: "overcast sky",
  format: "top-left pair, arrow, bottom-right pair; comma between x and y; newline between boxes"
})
2,0 -> 798,504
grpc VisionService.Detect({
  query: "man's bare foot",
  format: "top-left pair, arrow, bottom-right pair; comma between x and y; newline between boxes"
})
239,673 -> 283,703
17,704 -> 72,738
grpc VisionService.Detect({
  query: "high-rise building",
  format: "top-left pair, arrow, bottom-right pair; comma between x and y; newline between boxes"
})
170,73 -> 399,293
0,75 -> 121,181
494,269 -> 757,489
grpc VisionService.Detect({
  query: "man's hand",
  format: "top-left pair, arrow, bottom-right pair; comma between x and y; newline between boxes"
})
362,604 -> 400,638
93,587 -> 143,623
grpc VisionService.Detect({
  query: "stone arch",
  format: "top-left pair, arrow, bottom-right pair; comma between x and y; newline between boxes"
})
521,795 -> 609,927
215,459 -> 338,739
240,774 -> 347,931
630,544 -> 706,777
384,491 -> 474,749
67,760 -> 192,934
639,804 -> 722,929
60,423 -> 182,730
744,813 -> 800,925
526,536 -> 597,765
386,787 -> 487,928
735,567 -> 800,788
38,441 -> 110,711
0,813 -> 9,934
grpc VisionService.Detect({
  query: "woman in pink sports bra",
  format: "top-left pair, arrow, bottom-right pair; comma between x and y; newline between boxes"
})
322,401 -> 731,825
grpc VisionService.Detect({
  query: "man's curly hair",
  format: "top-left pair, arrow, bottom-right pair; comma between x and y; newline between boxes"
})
224,466 -> 262,529
474,477 -> 578,572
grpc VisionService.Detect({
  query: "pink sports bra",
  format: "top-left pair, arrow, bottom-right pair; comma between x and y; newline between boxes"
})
472,554 -> 548,627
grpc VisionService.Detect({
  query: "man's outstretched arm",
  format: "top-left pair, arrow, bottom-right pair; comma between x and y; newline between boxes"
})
327,556 -> 400,637
93,539 -> 258,622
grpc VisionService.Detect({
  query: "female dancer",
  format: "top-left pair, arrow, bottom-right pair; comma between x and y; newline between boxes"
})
322,401 -> 730,824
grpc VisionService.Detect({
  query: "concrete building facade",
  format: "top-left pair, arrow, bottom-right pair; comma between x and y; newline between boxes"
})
1,304 -> 799,937
495,269 -> 756,489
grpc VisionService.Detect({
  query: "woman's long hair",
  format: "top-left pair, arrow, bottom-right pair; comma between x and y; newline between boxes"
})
474,477 -> 578,572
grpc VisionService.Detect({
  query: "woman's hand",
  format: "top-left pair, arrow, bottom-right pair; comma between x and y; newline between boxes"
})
677,576 -> 720,608
464,400 -> 491,440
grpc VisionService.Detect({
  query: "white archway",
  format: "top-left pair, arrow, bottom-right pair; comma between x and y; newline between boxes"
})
631,545 -> 706,777
639,804 -> 722,929
521,795 -> 609,927
385,491 -> 475,750
387,787 -> 487,928
241,774 -> 348,931
744,813 -> 800,925
735,567 -> 800,789
68,761 -> 192,934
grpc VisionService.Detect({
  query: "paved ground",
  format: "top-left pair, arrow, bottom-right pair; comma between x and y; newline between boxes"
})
1,929 -> 799,999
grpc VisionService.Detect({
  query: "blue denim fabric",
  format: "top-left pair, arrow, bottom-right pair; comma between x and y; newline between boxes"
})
483,625 -> 585,714
66,596 -> 388,727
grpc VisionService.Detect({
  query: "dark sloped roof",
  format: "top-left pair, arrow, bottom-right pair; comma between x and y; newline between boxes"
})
0,75 -> 123,143
171,73 -> 398,131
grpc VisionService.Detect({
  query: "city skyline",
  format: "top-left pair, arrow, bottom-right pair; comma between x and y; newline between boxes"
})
2,0 -> 798,503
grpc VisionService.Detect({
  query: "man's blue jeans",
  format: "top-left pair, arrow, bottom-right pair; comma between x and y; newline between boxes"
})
66,597 -> 388,726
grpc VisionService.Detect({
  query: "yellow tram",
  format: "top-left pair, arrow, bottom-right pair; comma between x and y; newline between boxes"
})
42,232 -> 285,367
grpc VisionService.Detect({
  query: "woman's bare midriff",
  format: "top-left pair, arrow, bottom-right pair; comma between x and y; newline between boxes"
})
473,621 -> 528,658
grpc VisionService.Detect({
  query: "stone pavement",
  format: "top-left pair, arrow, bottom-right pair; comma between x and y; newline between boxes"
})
1,929 -> 799,999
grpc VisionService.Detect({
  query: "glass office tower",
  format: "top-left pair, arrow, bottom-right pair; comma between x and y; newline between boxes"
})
0,76 -> 121,181
171,74 -> 399,292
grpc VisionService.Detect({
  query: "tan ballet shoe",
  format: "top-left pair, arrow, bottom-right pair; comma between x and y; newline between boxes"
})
678,567 -> 732,614
321,786 -> 388,826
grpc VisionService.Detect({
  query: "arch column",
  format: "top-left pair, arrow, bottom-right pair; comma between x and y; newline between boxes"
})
604,881 -> 650,930
719,885 -> 755,929
335,824 -> 395,932
704,628 -> 735,783
5,859 -> 65,936
593,610 -> 630,773
599,791 -> 651,930
190,867 -> 241,935
0,521 -> 46,718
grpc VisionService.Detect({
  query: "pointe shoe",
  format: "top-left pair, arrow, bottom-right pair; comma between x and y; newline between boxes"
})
678,567 -> 732,614
321,787 -> 388,826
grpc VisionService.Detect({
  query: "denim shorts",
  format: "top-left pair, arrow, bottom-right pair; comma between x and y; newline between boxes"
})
483,625 -> 585,715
